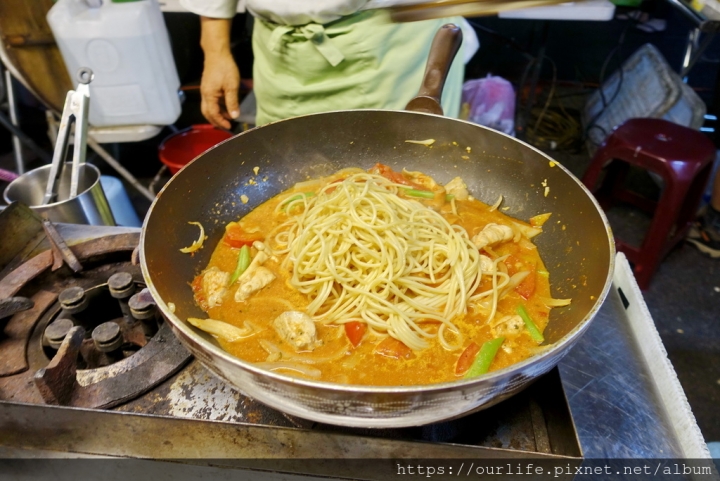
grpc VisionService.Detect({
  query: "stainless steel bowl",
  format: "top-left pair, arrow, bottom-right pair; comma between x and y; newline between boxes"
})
3,162 -> 115,226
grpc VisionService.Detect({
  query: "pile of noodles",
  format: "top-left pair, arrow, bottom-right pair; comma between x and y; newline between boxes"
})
269,173 -> 487,351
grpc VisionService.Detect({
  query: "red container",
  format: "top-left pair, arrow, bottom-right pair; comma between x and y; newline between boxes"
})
158,124 -> 234,174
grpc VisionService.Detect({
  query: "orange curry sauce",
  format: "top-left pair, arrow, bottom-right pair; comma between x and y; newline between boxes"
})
192,167 -> 552,386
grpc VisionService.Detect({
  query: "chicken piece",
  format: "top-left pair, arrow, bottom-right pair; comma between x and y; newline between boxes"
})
491,315 -> 526,354
479,254 -> 495,273
444,176 -> 469,201
201,267 -> 230,308
237,251 -> 269,284
492,315 -> 525,338
234,266 -> 276,302
402,169 -> 442,191
272,311 -> 320,352
472,223 -> 514,250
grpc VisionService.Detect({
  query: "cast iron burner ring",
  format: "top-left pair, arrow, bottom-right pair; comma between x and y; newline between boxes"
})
0,233 -> 191,409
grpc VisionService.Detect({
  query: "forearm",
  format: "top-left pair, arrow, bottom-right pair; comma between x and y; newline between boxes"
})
200,17 -> 234,60
198,16 -> 240,128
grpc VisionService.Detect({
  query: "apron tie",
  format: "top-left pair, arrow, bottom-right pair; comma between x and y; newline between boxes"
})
268,23 -> 345,67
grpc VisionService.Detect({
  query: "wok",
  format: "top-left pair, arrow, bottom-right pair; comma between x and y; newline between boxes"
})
140,27 -> 614,428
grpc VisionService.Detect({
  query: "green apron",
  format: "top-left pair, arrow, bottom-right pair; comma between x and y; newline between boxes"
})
252,10 -> 465,126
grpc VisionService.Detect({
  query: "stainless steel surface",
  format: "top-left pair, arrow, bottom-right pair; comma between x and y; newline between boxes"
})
0,224 -> 709,471
564,255 -> 711,460
0,366 -> 580,461
3,162 -> 115,226
561,283 -> 683,458
0,256 -> 706,465
141,109 -> 615,427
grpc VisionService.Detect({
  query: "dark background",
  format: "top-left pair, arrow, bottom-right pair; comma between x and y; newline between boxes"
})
1,0 -> 720,170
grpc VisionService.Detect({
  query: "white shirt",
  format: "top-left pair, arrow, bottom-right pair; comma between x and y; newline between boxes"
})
179,0 -> 368,25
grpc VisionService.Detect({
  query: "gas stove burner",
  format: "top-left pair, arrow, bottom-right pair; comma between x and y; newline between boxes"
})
0,233 -> 191,408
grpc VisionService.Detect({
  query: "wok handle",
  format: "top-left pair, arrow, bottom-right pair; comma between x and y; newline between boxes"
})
405,23 -> 463,116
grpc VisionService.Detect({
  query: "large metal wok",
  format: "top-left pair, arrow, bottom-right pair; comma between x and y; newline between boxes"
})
140,27 -> 614,428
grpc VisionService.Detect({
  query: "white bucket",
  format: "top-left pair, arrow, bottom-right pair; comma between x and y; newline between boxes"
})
47,0 -> 181,127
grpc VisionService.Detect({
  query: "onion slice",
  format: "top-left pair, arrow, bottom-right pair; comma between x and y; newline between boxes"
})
179,221 -> 206,253
254,362 -> 322,379
405,139 -> 435,146
259,339 -> 348,364
530,212 -> 552,227
500,271 -> 530,299
538,296 -> 572,307
187,317 -> 255,342
511,221 -> 543,239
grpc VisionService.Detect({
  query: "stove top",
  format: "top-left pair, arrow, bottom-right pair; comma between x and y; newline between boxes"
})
0,206 -> 581,466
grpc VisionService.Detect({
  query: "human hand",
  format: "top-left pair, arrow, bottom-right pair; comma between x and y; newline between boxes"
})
200,52 -> 241,130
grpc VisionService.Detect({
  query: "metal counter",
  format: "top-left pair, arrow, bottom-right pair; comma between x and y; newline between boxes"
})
0,222 -> 712,477
560,254 -> 709,459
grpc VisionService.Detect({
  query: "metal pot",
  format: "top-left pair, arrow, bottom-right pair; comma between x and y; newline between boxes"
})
3,162 -> 115,226
140,27 -> 614,428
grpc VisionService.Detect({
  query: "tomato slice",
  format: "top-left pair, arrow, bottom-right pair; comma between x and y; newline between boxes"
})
191,275 -> 207,310
515,267 -> 536,300
374,337 -> 415,360
344,321 -> 367,348
223,222 -> 263,248
324,179 -> 342,194
505,255 -> 537,300
368,163 -> 418,188
455,342 -> 481,375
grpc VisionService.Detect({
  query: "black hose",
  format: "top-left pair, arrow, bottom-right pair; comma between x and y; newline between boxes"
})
0,111 -> 52,164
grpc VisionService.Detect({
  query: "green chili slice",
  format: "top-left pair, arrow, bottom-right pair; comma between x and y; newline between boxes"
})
281,192 -> 314,210
463,337 -> 505,378
402,189 -> 455,202
229,245 -> 251,285
517,304 -> 545,343
403,188 -> 435,199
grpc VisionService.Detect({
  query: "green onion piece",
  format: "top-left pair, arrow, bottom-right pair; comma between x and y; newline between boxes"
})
537,270 -> 550,277
464,337 -> 505,378
445,194 -> 455,201
517,305 -> 545,343
403,188 -> 435,199
229,245 -> 251,285
281,192 -> 314,207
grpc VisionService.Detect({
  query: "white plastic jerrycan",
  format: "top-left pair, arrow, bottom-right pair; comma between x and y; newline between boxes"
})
48,0 -> 181,127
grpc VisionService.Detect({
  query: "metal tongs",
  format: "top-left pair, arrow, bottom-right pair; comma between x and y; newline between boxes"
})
41,67 -> 93,205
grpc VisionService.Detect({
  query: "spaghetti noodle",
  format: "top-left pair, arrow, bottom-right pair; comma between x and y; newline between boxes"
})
269,173 -> 483,351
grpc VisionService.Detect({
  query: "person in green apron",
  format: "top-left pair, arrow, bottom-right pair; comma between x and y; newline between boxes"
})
181,0 -> 469,128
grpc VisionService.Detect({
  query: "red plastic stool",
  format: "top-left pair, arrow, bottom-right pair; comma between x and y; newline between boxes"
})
582,118 -> 716,290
